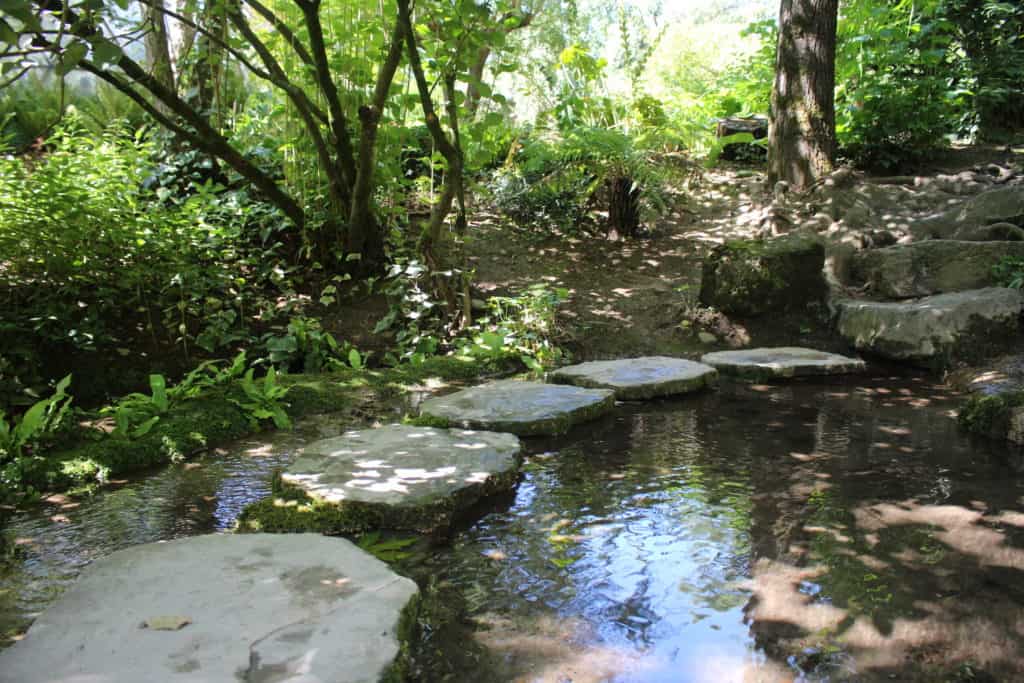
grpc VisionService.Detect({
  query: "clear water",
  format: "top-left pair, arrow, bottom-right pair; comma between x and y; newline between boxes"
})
3,374 -> 1023,682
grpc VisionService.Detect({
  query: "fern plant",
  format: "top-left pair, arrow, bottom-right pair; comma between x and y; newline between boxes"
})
231,367 -> 292,429
532,126 -> 673,238
0,375 -> 73,464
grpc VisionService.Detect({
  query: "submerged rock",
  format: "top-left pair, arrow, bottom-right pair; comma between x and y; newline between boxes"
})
419,380 -> 615,436
836,288 -> 1024,368
700,347 -> 865,380
699,233 -> 826,316
852,240 -> 1024,299
0,534 -> 418,683
548,356 -> 718,400
241,425 -> 521,534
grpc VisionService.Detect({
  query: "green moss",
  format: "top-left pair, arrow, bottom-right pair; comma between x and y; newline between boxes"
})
958,390 -> 1024,438
5,355 -> 521,505
402,414 -> 451,428
381,580 -> 499,683
700,234 -> 826,317
237,465 -> 520,535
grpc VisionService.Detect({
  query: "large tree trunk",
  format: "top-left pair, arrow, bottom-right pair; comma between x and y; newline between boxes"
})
768,0 -> 838,191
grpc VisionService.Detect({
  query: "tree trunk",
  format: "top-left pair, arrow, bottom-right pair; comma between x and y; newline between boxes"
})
768,0 -> 838,191
607,175 -> 641,240
142,0 -> 175,107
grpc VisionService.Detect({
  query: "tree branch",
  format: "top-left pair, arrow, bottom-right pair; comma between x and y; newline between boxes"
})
244,0 -> 313,67
346,12 -> 406,258
296,0 -> 357,189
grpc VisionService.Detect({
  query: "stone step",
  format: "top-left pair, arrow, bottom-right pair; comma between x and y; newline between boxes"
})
239,425 -> 522,534
851,240 -> 1024,299
548,356 -> 718,400
0,534 -> 417,683
836,287 -> 1024,368
701,347 -> 866,380
419,380 -> 615,436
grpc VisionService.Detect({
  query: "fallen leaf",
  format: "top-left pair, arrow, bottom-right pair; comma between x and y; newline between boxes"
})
142,616 -> 191,631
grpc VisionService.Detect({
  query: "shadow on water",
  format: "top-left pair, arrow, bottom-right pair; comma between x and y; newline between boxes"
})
3,373 -> 1024,682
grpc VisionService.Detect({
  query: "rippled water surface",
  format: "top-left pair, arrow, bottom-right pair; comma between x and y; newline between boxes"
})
2,374 -> 1023,682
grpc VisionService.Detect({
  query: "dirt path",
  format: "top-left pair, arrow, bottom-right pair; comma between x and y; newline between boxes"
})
467,169 -> 776,360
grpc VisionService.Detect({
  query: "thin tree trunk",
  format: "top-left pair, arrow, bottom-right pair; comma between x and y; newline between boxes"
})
142,0 -> 175,108
768,0 -> 838,191
347,14 -> 406,268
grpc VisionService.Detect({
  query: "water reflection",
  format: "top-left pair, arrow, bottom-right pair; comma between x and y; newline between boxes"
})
3,375 -> 1023,682
407,376 -> 1024,682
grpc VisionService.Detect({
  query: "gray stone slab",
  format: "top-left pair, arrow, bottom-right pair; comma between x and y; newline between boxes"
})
0,533 -> 417,683
837,287 -> 1024,368
701,347 -> 866,379
548,356 -> 718,399
286,424 -> 521,507
419,380 -> 615,435
851,240 -> 1024,299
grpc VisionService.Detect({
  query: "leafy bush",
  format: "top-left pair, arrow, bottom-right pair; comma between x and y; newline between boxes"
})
0,74 -> 145,151
459,284 -> 569,373
0,118 -> 301,409
491,126 -> 673,236
0,375 -> 73,493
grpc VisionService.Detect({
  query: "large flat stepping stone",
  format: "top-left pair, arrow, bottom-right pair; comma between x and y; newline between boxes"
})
701,347 -> 866,380
837,288 -> 1024,368
548,356 -> 718,399
240,425 -> 522,534
419,380 -> 615,436
0,534 -> 417,682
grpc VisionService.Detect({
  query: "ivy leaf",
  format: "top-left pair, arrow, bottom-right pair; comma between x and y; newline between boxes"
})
91,38 -> 122,67
57,41 -> 88,76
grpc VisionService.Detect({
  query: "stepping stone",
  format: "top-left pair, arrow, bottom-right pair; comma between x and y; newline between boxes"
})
548,356 -> 718,400
701,347 -> 866,380
419,380 -> 615,436
0,534 -> 418,683
240,425 -> 522,534
837,287 -> 1024,368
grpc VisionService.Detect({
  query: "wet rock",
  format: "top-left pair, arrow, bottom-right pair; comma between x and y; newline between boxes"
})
0,534 -> 418,683
852,240 -> 1024,299
243,425 -> 522,534
420,380 -> 615,436
699,233 -> 826,316
548,357 -> 718,400
837,288 -> 1024,368
700,347 -> 865,380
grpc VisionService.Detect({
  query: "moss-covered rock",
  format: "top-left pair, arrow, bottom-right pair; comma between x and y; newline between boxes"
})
958,390 -> 1024,442
237,455 -> 521,536
699,233 -> 826,316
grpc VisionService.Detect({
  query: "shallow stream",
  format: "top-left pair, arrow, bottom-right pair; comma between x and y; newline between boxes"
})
2,373 -> 1023,681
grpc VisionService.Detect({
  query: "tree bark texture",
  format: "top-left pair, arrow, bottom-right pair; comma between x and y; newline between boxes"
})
142,0 -> 175,104
768,0 -> 838,191
606,176 -> 641,240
